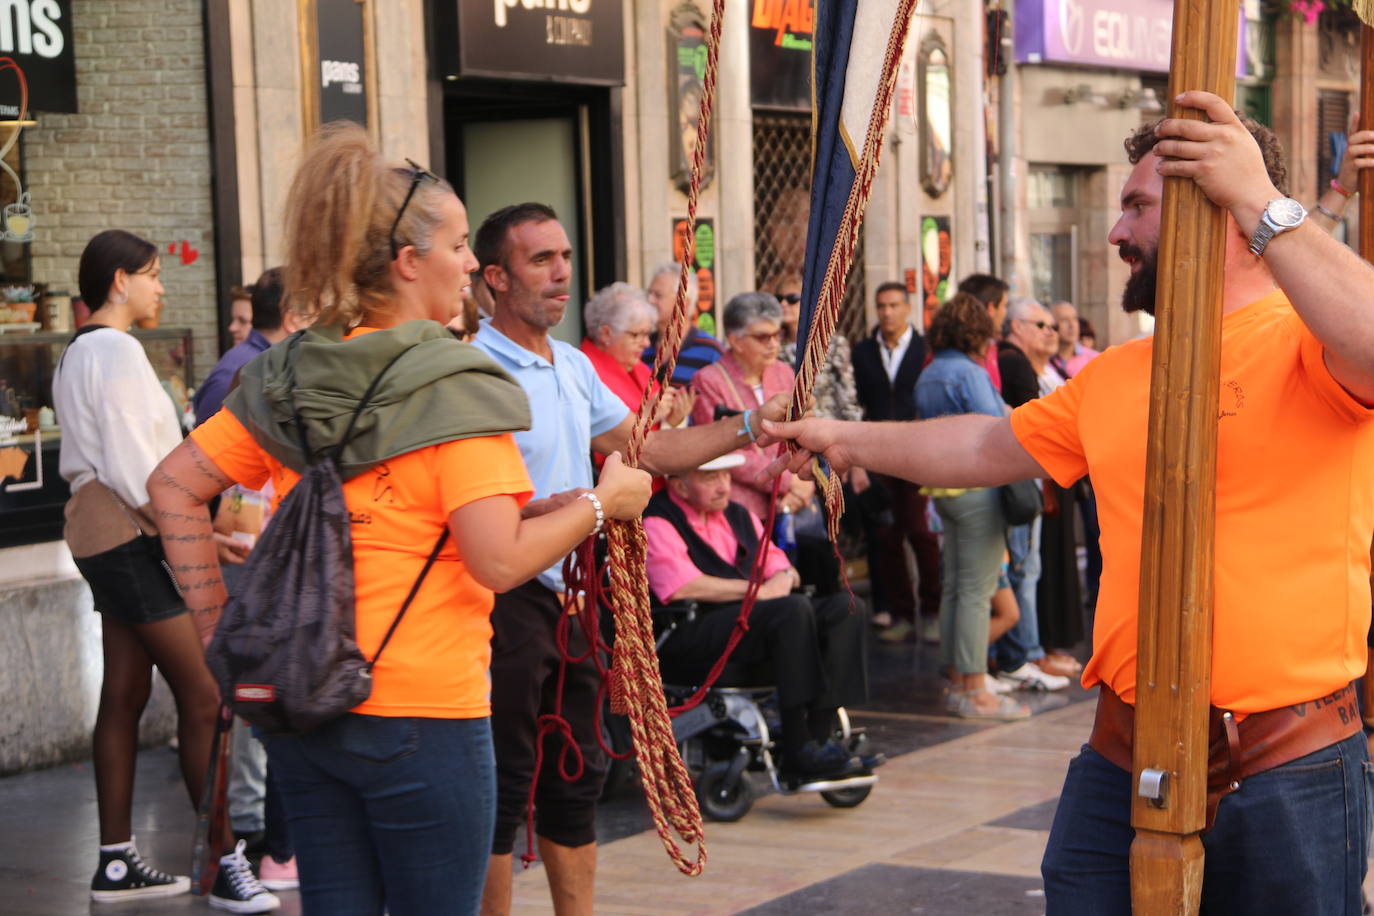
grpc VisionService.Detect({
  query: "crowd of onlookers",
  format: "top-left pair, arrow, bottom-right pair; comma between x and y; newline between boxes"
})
61,125 -> 1102,915
572,266 -> 1103,722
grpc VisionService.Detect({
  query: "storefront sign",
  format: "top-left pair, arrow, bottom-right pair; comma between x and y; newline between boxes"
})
450,0 -> 624,85
1015,0 -> 1245,75
671,217 -> 716,329
920,215 -> 951,331
316,0 -> 367,126
0,0 -> 76,115
749,0 -> 812,110
669,6 -> 714,193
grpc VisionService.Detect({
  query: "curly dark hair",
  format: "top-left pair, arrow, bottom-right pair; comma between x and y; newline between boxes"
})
1124,113 -> 1288,197
928,292 -> 995,356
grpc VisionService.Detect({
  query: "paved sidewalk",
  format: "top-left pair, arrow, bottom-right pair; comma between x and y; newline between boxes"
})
510,701 -> 1093,916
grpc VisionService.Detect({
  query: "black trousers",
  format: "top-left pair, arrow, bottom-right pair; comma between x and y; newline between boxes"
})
489,580 -> 606,854
658,593 -> 870,713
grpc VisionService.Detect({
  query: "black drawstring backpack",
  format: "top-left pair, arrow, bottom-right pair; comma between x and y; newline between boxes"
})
206,348 -> 447,734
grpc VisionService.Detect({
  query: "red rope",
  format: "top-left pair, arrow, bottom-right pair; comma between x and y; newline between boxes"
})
523,0 -> 919,879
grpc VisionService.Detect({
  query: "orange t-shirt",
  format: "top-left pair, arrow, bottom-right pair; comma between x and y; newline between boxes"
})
1010,290 -> 1374,714
191,410 -> 532,719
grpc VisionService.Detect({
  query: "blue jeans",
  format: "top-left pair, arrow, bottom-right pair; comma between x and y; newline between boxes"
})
264,714 -> 496,916
994,517 -> 1045,671
1042,732 -> 1373,915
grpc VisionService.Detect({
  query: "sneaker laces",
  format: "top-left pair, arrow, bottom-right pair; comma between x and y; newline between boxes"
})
125,847 -> 175,885
221,840 -> 269,898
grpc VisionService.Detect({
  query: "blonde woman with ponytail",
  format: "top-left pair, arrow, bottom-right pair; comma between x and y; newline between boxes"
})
147,124 -> 650,915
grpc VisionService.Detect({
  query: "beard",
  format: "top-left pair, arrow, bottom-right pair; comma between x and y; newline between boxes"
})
1119,243 -> 1158,317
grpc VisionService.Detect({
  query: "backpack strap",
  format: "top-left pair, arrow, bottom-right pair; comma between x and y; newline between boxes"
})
56,323 -> 111,373
283,332 -> 410,466
332,346 -> 412,460
366,527 -> 450,672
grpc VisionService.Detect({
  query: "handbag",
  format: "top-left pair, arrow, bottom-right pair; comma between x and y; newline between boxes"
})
998,478 -> 1043,526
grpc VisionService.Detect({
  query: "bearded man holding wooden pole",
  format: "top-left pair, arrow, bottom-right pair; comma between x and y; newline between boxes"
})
764,88 -> 1374,913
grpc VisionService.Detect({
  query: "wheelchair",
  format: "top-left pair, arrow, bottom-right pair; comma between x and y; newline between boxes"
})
655,601 -> 881,823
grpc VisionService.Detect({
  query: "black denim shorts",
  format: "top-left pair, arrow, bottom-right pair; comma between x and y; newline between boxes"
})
73,535 -> 186,626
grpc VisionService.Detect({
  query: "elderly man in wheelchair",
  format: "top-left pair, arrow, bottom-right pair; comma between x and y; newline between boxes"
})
644,453 -> 884,801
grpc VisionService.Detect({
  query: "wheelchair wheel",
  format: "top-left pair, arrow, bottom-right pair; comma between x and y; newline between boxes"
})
820,784 -> 872,808
696,761 -> 754,822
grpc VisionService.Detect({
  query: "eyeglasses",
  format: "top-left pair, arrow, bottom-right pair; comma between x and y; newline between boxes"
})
388,159 -> 440,260
780,293 -> 801,304
742,330 -> 783,345
1021,319 -> 1054,331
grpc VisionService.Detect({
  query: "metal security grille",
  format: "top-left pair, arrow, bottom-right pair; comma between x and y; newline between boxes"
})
1317,89 -> 1350,198
753,112 -> 868,341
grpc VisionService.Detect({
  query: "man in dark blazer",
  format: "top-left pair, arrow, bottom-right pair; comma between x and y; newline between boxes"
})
851,282 -> 941,642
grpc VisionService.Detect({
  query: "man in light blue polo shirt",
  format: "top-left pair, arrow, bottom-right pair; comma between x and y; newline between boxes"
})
473,202 -> 794,916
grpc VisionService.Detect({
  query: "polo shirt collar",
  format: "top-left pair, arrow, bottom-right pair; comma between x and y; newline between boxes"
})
475,319 -> 550,369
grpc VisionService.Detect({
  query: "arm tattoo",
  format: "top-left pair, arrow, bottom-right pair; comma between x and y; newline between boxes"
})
155,508 -> 205,524
188,444 -> 232,487
153,467 -> 201,501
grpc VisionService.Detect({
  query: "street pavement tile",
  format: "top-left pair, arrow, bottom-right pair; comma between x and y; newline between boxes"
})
734,863 -> 1046,915
890,825 -> 1051,879
988,797 -> 1062,832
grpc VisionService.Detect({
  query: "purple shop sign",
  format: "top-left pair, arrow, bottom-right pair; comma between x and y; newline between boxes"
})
1016,0 -> 1247,76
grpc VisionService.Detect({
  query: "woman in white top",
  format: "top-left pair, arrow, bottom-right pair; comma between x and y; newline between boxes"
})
52,230 -> 271,910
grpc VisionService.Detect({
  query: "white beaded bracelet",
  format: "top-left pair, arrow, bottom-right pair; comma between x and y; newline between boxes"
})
580,491 -> 605,535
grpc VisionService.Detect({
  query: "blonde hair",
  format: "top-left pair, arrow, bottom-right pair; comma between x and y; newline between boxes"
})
282,122 -> 454,327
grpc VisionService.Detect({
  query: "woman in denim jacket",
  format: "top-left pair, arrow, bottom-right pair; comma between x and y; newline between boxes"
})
916,293 -> 1029,720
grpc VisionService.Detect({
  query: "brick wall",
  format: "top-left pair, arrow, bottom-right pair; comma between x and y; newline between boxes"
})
26,0 -> 218,383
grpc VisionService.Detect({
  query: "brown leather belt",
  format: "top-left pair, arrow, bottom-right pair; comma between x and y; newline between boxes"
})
1089,682 -> 1362,829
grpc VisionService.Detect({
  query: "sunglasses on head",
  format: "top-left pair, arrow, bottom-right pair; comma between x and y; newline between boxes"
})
388,159 -> 441,260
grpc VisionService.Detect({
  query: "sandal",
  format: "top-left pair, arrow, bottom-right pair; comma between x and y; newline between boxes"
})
955,690 -> 1031,721
1041,654 -> 1083,675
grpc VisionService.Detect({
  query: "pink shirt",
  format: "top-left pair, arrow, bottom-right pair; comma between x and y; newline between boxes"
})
644,489 -> 794,604
1062,344 -> 1100,378
978,342 -> 1002,392
689,353 -> 796,519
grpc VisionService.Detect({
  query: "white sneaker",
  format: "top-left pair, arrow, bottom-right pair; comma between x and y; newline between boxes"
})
998,662 -> 1071,692
984,674 -> 1013,695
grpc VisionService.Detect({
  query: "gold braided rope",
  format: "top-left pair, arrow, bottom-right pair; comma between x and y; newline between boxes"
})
593,0 -> 918,878
791,0 -> 921,544
598,0 -> 728,878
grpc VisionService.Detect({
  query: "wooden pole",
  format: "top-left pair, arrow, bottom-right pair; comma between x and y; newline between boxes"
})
1359,27 -> 1374,736
1357,28 -> 1368,258
1129,1 -> 1239,913
1361,27 -> 1374,263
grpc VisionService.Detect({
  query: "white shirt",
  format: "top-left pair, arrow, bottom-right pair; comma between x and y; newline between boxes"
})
879,324 -> 915,383
52,327 -> 183,510
1037,365 -> 1065,398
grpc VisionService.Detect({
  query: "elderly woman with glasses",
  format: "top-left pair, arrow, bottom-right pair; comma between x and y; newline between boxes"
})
581,281 -> 692,428
691,291 -> 812,520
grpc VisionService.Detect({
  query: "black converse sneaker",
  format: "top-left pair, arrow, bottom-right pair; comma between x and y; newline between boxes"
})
210,839 -> 281,913
90,841 -> 190,902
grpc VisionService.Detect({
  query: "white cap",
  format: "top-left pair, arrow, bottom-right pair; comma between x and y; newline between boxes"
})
695,452 -> 747,472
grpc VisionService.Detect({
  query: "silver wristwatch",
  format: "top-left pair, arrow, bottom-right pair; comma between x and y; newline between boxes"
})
1248,197 -> 1307,257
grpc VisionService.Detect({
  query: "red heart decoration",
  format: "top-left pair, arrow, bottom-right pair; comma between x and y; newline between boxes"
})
168,242 -> 176,253
179,240 -> 199,266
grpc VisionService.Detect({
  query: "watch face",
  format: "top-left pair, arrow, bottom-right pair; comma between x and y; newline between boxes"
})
1268,197 -> 1306,228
